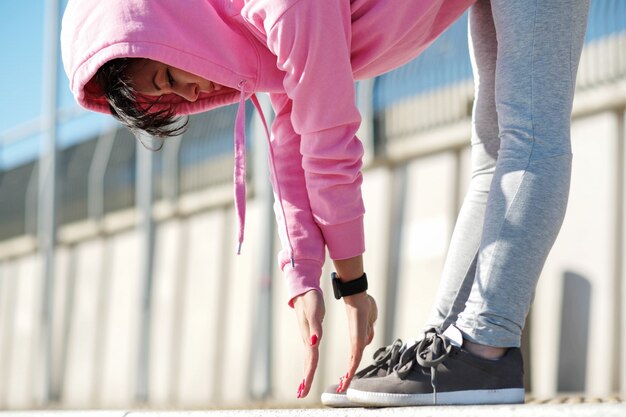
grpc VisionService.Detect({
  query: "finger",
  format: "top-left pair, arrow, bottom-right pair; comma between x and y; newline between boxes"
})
366,323 -> 375,346
365,295 -> 377,346
337,338 -> 366,393
300,312 -> 324,398
293,297 -> 312,398
368,295 -> 378,325
297,291 -> 325,398
299,340 -> 319,398
337,293 -> 371,392
293,303 -> 310,344
309,316 -> 323,347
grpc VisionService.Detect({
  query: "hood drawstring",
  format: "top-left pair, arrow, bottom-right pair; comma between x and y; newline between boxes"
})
234,81 -> 247,254
234,82 -> 295,267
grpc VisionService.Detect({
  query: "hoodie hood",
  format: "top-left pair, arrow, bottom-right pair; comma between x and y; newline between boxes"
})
61,0 -> 278,116
61,0 -> 286,256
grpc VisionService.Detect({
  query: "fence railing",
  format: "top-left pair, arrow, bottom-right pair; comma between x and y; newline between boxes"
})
0,0 -> 625,243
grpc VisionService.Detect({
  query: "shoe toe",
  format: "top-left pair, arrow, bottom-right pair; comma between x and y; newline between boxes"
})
321,384 -> 355,408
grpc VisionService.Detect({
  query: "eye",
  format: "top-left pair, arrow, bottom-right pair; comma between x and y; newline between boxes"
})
166,69 -> 175,87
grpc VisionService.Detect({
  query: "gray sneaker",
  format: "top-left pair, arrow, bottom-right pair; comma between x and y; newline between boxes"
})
347,326 -> 525,407
321,338 -> 406,407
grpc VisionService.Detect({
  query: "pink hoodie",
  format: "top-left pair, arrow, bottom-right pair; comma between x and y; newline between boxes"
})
61,0 -> 474,305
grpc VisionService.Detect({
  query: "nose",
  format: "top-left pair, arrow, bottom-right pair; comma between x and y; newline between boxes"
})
175,83 -> 200,102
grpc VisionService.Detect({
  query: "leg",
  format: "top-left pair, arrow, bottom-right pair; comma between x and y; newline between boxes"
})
455,0 -> 590,348
347,0 -> 591,406
425,0 -> 499,333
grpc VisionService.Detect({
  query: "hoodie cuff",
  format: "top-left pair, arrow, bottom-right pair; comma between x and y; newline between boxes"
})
318,216 -> 365,260
285,258 -> 324,308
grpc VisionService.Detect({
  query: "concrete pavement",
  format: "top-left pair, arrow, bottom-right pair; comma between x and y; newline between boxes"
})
1,401 -> 625,417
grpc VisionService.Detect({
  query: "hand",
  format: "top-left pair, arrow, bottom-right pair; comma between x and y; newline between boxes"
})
292,289 -> 325,398
337,292 -> 377,392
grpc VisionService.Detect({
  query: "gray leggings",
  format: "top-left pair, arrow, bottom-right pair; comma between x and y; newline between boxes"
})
425,0 -> 590,347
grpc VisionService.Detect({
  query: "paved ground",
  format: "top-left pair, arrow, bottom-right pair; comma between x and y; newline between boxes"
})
0,406 -> 624,417
1,399 -> 624,417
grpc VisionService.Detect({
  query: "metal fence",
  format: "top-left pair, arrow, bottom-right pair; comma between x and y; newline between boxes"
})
0,162 -> 37,240
0,0 -> 625,244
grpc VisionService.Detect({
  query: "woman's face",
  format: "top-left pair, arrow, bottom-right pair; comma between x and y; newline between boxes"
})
127,58 -> 223,102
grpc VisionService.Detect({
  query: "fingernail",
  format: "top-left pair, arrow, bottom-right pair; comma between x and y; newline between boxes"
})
298,379 -> 306,398
336,377 -> 344,393
310,334 -> 318,346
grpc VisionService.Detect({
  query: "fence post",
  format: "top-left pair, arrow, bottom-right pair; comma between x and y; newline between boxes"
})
135,135 -> 156,403
37,0 -> 60,405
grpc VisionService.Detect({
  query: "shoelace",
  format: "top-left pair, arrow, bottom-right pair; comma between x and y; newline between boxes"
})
396,328 -> 452,404
354,339 -> 405,379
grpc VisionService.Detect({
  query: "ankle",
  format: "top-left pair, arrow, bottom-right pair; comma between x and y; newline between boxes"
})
463,339 -> 507,360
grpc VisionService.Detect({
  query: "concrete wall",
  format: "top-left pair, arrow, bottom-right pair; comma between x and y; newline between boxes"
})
1,31 -> 626,410
1,103 -> 624,409
532,112 -> 623,399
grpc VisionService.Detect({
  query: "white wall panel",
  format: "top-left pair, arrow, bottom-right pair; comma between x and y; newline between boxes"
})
98,231 -> 141,406
51,246 -> 71,401
148,219 -> 182,406
0,261 -> 17,407
393,152 -> 456,341
62,238 -> 105,407
220,202 -> 260,405
176,210 -> 226,406
533,112 -> 619,398
5,255 -> 40,409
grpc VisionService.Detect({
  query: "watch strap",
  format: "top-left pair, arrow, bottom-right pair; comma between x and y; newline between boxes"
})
331,272 -> 368,299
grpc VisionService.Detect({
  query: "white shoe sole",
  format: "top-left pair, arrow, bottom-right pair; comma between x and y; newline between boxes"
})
321,392 -> 358,408
347,387 -> 525,407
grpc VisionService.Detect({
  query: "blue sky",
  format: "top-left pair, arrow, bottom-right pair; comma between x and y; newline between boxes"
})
0,0 -> 113,169
0,1 -> 45,133
0,0 -> 623,169
0,0 -> 93,133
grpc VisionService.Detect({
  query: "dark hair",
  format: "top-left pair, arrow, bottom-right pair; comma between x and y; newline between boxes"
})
94,58 -> 187,138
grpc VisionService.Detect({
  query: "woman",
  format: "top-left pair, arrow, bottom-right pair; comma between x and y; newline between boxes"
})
61,0 -> 475,399
347,0 -> 591,406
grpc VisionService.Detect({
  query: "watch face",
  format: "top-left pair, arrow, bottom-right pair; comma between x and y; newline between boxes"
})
331,272 -> 368,299
332,273 -> 342,299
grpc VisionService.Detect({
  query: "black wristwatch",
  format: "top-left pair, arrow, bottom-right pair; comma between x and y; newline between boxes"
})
331,272 -> 368,300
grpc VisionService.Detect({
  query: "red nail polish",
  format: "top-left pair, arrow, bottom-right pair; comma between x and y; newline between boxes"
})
310,334 -> 318,346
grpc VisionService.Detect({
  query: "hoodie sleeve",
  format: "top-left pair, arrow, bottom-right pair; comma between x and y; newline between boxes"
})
243,0 -> 366,261
268,93 -> 327,306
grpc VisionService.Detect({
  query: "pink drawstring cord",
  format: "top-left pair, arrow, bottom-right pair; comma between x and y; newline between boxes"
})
233,84 -> 295,267
234,81 -> 247,254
